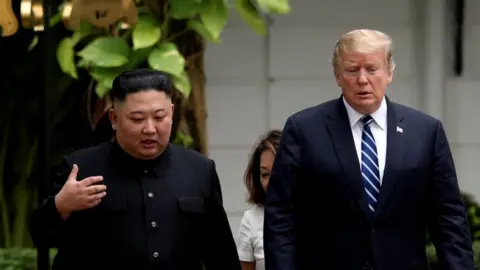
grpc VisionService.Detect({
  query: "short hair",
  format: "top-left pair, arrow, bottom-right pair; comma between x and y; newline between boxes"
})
110,68 -> 173,101
244,129 -> 282,205
332,29 -> 395,72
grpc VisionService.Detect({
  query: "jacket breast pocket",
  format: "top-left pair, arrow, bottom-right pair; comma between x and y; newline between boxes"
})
177,196 -> 205,214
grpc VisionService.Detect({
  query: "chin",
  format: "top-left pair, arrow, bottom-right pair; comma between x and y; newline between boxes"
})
137,146 -> 159,155
357,101 -> 380,113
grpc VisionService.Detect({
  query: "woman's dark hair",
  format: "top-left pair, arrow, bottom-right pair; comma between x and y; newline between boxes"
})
244,129 -> 282,205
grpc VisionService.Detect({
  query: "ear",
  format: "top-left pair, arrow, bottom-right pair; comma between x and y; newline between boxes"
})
171,103 -> 175,115
108,108 -> 117,130
387,69 -> 394,85
334,68 -> 342,87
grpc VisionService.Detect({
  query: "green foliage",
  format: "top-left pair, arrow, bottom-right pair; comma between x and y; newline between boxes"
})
173,132 -> 194,148
57,0 -> 290,98
77,37 -> 131,67
55,0 -> 291,99
132,15 -> 162,50
465,193 -> 480,241
0,249 -> 57,270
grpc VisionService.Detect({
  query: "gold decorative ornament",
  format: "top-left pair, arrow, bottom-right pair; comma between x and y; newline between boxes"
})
64,0 -> 137,30
21,0 -> 45,32
0,0 -> 19,36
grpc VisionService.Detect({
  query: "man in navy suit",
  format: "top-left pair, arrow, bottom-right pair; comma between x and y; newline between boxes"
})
264,29 -> 474,270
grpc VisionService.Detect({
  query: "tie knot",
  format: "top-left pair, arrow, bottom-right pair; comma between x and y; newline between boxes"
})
362,115 -> 374,126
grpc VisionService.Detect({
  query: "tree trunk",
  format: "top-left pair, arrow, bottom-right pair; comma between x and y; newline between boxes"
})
172,23 -> 208,155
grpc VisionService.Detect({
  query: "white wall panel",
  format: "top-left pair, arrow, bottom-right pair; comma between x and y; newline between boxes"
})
206,81 -> 267,147
271,0 -> 411,28
204,28 -> 266,80
209,148 -> 251,214
386,80 -> 419,109
268,79 -> 339,129
445,80 -> 480,144
451,146 -> 480,200
443,0 -> 480,200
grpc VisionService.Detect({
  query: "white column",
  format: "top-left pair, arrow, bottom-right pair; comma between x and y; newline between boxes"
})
423,0 -> 448,121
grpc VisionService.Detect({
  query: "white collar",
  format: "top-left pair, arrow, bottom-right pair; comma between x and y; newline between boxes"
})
342,96 -> 387,130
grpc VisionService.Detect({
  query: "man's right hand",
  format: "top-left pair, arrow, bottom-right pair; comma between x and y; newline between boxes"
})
54,164 -> 107,219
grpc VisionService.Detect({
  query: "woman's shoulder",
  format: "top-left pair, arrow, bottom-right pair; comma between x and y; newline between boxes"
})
242,205 -> 264,223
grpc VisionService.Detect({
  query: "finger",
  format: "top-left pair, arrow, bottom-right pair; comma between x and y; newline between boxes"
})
68,164 -> 79,182
79,176 -> 104,186
85,185 -> 107,195
88,191 -> 106,201
86,199 -> 102,208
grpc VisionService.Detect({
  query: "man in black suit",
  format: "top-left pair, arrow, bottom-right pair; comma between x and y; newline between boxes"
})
264,29 -> 474,270
30,69 -> 241,270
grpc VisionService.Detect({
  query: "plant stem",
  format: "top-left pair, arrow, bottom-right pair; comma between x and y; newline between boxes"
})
12,138 -> 38,246
0,120 -> 11,247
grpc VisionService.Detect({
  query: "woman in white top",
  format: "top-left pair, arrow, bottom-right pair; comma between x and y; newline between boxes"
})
237,130 -> 282,270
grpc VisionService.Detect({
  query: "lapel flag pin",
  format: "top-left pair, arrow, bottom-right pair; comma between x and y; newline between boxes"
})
396,126 -> 403,133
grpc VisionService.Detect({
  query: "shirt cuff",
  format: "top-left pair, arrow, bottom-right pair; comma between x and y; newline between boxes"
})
237,249 -> 255,262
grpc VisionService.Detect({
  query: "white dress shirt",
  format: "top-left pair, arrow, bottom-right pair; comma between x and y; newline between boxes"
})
237,205 -> 265,270
343,96 -> 388,184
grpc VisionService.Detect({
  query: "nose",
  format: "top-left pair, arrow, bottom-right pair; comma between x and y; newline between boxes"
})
142,119 -> 156,134
357,70 -> 368,84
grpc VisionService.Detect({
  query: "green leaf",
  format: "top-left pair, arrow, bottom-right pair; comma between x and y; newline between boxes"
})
170,0 -> 202,19
89,48 -> 152,98
77,37 -> 130,67
95,82 -> 110,98
78,20 -> 96,37
49,11 -> 62,27
28,36 -> 38,51
132,15 -> 161,50
90,66 -> 127,89
173,70 -> 192,97
187,20 -> 221,43
234,0 -> 267,35
257,0 -> 291,14
173,132 -> 194,148
70,32 -> 83,44
56,37 -> 78,79
147,42 -> 185,77
57,25 -> 90,75
199,0 -> 229,40
77,59 -> 88,68
128,47 -> 153,68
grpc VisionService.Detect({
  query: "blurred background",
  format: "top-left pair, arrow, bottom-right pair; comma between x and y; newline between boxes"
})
1,0 -> 480,269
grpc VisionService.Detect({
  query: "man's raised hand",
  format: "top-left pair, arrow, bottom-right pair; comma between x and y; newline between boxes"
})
54,164 -> 106,219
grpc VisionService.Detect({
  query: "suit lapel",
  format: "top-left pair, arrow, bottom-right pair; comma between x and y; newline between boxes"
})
326,97 -> 370,218
374,99 -> 405,219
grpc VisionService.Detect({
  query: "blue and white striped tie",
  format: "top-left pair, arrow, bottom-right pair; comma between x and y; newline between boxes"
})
361,115 -> 380,213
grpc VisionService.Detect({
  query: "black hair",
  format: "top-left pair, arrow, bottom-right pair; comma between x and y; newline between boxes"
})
244,129 -> 282,205
110,68 -> 173,101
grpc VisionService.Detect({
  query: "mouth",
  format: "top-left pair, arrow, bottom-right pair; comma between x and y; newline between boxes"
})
357,91 -> 372,97
141,139 -> 157,147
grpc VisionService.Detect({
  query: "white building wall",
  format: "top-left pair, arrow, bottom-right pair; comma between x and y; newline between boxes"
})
205,0 -> 480,236
445,0 -> 480,204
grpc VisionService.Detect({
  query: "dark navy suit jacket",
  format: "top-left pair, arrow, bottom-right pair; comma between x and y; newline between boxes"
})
264,96 -> 474,270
